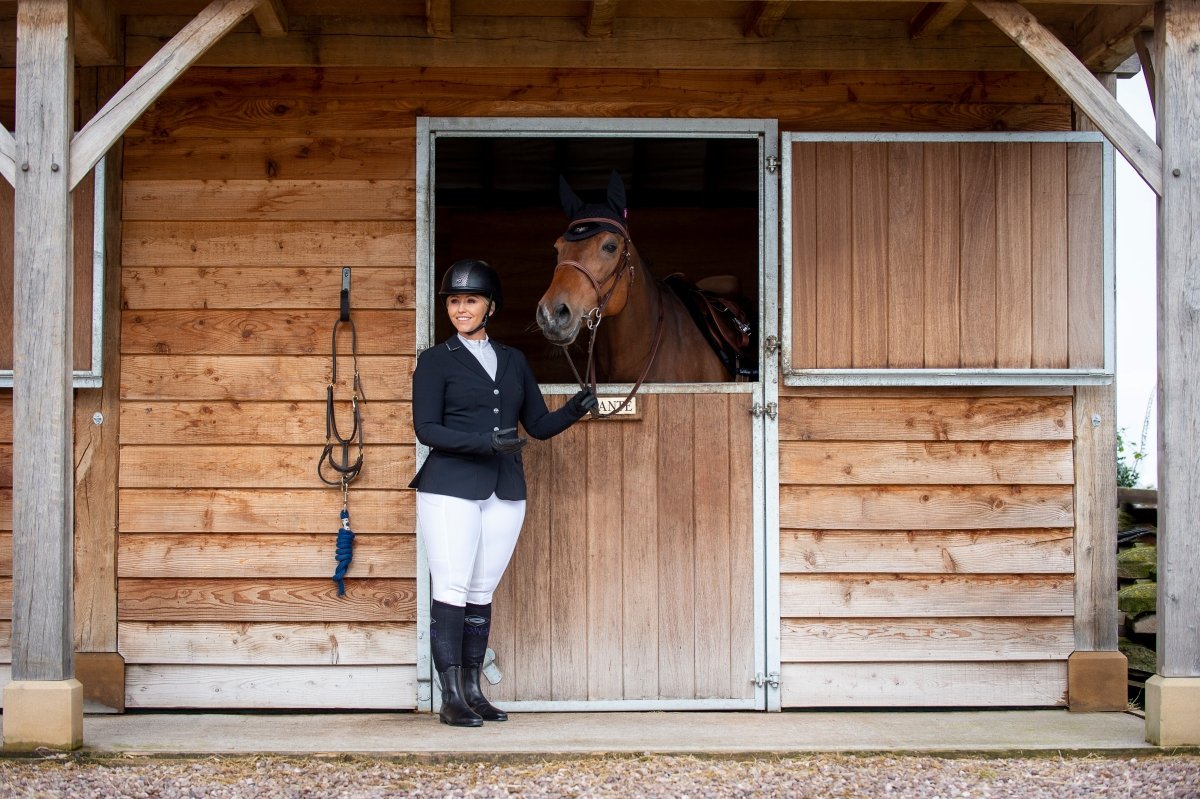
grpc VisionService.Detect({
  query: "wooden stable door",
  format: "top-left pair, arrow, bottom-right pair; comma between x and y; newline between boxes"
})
486,392 -> 759,707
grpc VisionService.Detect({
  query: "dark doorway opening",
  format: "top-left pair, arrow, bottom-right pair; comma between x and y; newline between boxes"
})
433,136 -> 761,382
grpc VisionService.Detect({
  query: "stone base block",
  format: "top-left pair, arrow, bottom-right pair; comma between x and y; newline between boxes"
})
1067,650 -> 1128,712
75,652 -> 126,712
2,679 -> 83,752
1146,675 -> 1200,746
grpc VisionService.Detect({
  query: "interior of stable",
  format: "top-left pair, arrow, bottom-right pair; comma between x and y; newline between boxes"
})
433,136 -> 761,382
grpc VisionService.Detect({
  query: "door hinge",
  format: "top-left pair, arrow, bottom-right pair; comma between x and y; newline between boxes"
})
754,671 -> 781,689
764,334 -> 780,357
750,401 -> 778,420
765,155 -> 781,174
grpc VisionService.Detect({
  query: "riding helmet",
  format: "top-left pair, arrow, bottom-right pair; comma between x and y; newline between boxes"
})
438,258 -> 503,312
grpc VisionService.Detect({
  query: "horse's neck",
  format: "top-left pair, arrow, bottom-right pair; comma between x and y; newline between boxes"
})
597,255 -> 665,381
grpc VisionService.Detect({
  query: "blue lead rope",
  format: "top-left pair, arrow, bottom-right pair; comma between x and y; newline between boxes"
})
333,505 -> 355,596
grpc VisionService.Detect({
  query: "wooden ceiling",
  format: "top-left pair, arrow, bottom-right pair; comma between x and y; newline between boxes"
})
0,0 -> 1151,75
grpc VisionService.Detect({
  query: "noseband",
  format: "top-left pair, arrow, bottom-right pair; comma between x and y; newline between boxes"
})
553,218 -> 665,418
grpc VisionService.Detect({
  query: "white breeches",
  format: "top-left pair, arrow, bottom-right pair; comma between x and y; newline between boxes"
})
417,491 -> 526,606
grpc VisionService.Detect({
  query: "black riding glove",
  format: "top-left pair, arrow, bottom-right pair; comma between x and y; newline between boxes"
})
566,388 -> 599,418
491,427 -> 527,455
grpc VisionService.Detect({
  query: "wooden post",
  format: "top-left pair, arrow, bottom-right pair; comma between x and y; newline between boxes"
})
3,0 -> 83,750
72,65 -> 126,713
1066,75 -> 1127,712
1147,0 -> 1200,746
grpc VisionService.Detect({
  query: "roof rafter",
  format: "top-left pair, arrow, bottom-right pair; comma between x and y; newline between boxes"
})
253,0 -> 288,38
1072,3 -> 1153,72
75,0 -> 121,65
909,2 -> 967,40
973,0 -> 1162,195
744,0 -> 792,38
426,0 -> 452,37
586,0 -> 620,38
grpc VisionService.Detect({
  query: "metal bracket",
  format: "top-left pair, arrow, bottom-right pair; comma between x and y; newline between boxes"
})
765,155 -> 781,174
764,334 -> 780,357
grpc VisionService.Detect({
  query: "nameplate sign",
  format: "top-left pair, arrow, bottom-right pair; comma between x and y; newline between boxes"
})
589,396 -> 640,419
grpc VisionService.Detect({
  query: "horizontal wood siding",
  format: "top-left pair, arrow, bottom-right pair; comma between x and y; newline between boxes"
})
116,67 -> 420,709
789,141 -> 1106,372
778,388 -> 1075,707
0,60 -> 1075,707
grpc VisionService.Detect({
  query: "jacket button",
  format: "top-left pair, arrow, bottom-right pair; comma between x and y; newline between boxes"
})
493,389 -> 499,395
494,427 -> 500,431
493,408 -> 499,414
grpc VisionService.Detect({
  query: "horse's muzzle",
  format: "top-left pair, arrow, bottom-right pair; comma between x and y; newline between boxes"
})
535,300 -> 581,345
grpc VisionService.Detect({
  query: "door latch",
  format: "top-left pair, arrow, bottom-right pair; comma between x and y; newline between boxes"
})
763,334 -> 780,357
750,401 -> 778,420
765,155 -> 781,174
754,671 -> 781,689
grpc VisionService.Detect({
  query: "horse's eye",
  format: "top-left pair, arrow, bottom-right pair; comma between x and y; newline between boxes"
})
603,242 -> 618,254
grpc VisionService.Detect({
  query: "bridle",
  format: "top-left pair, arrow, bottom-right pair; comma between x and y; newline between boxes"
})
553,218 -> 665,418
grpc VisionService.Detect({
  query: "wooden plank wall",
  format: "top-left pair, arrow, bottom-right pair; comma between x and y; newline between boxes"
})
777,388 -> 1076,706
116,69 -> 420,708
789,140 -> 1105,371
0,63 -> 1074,708
488,394 -> 756,702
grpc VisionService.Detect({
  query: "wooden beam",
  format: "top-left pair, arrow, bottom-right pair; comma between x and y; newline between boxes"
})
252,0 -> 288,39
69,0 -> 261,191
744,0 -> 792,38
973,0 -> 1163,196
125,15 -> 1038,72
11,0 -> 76,682
1073,4 -> 1154,72
909,2 -> 967,40
1134,29 -> 1156,112
1154,0 -> 1200,680
73,0 -> 120,65
586,0 -> 619,38
425,0 -> 451,37
0,125 -> 14,187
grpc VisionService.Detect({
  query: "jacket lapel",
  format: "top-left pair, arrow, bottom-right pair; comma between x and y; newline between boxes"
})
443,336 -> 491,382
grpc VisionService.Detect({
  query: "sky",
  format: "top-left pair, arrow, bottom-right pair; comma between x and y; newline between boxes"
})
1114,76 -> 1158,488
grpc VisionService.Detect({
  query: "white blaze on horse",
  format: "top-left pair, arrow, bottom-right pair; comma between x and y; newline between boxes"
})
535,171 -> 731,385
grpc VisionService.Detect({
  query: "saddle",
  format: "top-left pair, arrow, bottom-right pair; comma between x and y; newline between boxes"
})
664,273 -> 758,381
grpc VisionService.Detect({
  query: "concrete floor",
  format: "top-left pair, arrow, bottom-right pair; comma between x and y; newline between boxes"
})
7,709 -> 1157,756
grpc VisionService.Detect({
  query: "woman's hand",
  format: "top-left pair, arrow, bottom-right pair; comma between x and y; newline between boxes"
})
567,389 -> 599,418
491,427 -> 528,454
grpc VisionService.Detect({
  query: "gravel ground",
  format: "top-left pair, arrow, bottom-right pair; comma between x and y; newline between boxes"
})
0,754 -> 1198,798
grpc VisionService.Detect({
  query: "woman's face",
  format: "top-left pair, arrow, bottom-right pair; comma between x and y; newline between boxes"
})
445,293 -> 493,339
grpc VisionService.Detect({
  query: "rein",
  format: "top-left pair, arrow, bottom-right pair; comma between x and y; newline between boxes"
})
318,270 -> 365,489
554,218 -> 665,418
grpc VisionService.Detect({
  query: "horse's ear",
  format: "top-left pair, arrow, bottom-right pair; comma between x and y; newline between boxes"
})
559,175 -> 585,218
606,169 -> 627,216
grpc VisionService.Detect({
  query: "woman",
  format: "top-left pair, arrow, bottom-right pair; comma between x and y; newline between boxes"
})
409,258 -> 596,727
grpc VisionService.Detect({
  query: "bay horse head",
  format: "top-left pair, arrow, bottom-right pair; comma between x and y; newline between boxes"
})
535,171 -> 729,386
535,170 -> 635,347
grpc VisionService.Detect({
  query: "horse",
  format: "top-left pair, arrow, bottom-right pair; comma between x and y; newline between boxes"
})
534,171 -> 729,385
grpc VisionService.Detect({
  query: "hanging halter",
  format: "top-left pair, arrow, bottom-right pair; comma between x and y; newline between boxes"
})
554,218 -> 665,418
318,267 -> 362,595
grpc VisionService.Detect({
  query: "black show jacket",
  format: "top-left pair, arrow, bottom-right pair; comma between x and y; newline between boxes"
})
408,335 -> 585,500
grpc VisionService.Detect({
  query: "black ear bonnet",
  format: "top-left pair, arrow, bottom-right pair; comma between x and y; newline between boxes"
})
559,170 -> 630,241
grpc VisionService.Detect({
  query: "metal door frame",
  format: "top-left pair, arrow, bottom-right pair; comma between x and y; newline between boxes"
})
416,117 -> 780,711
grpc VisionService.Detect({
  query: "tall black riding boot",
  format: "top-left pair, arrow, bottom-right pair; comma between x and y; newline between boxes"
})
461,602 -> 508,722
430,599 -> 482,727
